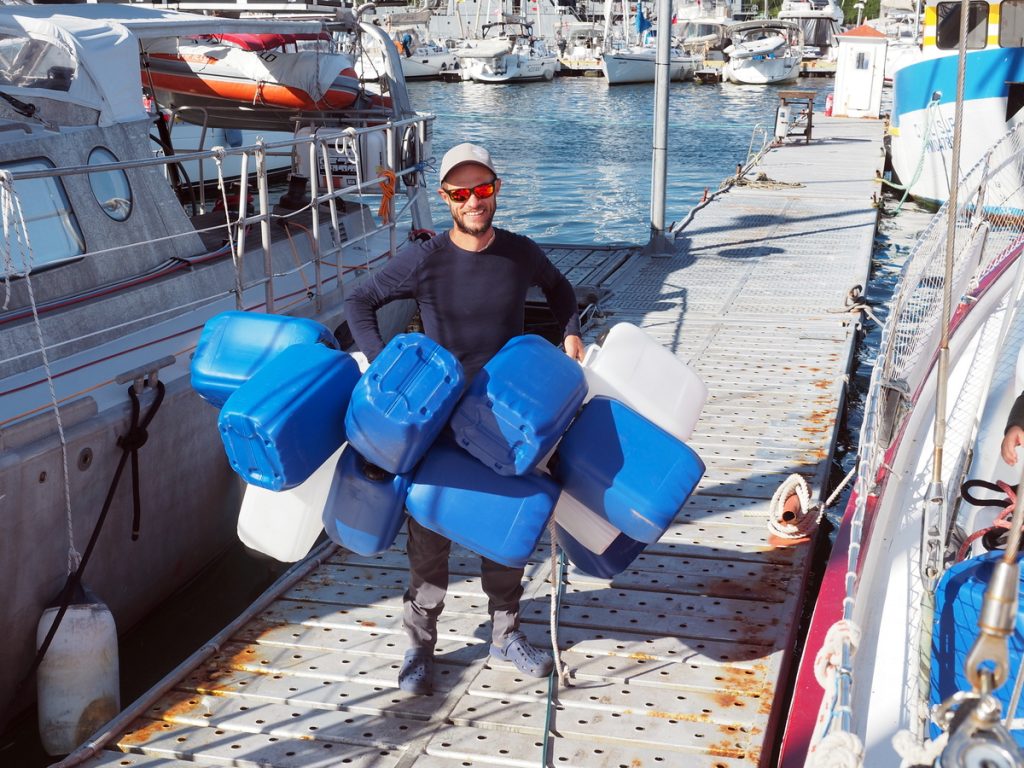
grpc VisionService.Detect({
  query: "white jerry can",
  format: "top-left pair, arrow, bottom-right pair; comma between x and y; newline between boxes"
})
37,593 -> 119,755
581,322 -> 708,442
236,444 -> 343,562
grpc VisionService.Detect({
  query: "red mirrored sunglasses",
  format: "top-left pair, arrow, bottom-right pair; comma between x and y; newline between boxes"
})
442,179 -> 497,203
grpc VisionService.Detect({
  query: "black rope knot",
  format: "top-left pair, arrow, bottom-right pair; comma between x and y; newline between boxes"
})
120,381 -> 165,541
117,426 -> 149,452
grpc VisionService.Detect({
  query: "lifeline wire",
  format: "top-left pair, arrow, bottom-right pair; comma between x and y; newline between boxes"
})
0,170 -> 79,574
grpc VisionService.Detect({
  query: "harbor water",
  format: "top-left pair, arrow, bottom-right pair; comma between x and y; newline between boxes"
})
0,76 -> 931,766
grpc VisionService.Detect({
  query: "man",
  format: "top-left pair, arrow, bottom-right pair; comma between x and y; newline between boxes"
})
344,142 -> 584,695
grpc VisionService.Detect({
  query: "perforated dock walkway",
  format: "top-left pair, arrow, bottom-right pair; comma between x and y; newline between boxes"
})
71,116 -> 884,768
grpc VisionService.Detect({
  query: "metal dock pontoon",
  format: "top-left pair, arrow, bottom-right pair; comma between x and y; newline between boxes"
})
66,115 -> 883,768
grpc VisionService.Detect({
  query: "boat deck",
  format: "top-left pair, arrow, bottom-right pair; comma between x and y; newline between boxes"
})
73,116 -> 883,768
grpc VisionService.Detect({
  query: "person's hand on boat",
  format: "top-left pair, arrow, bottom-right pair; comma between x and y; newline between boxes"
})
564,334 -> 584,362
1001,425 -> 1024,465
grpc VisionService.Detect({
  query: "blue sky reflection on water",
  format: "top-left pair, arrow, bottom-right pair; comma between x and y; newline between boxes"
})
407,77 -> 833,243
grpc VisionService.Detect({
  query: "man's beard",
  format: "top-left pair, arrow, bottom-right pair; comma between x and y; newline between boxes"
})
452,207 -> 493,236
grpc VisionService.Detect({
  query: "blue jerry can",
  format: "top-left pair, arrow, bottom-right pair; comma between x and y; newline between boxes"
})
191,311 -> 337,408
552,397 -> 705,544
407,439 -> 560,568
450,334 -> 586,476
218,344 -> 361,491
322,445 -> 410,556
930,550 -> 1024,747
345,333 -> 464,474
556,527 -> 647,579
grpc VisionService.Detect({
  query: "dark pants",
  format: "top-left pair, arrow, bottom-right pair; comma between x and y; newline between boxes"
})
404,516 -> 524,651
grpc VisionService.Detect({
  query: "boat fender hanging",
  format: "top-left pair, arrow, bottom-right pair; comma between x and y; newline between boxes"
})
36,585 -> 119,756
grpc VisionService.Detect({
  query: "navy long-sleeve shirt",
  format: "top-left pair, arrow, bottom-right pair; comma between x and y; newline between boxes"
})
345,228 -> 581,382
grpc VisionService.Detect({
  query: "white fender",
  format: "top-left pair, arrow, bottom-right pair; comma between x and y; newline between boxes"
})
37,593 -> 119,755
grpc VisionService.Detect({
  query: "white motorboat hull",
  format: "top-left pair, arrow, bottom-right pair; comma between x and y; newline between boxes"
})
891,49 -> 1024,210
461,54 -> 558,83
723,54 -> 800,84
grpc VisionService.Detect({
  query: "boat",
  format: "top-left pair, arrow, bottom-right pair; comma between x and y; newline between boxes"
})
722,19 -> 803,84
864,1 -> 924,82
777,0 -> 843,61
599,0 -> 700,84
601,43 -> 700,83
778,121 -> 1024,765
140,30 -> 394,133
455,20 -> 559,83
0,2 -> 433,733
887,0 -> 1024,209
678,15 -> 734,62
556,21 -> 605,76
143,33 -> 362,112
360,24 -> 460,81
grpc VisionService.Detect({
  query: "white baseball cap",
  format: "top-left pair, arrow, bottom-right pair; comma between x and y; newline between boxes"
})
439,142 -> 496,183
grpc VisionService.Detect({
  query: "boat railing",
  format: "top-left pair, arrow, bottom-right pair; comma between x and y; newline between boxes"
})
163,105 -> 295,211
746,123 -> 770,163
814,120 -> 1024,752
4,113 -> 434,316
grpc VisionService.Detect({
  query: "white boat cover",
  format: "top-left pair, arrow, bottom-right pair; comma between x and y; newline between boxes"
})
148,38 -> 356,105
0,5 -> 327,127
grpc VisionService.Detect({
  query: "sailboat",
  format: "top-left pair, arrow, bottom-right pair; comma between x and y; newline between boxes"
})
455,19 -> 559,83
601,1 -> 699,84
0,2 -> 432,730
779,5 -> 1024,763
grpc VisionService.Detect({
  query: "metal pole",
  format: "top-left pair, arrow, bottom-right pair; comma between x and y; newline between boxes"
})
645,0 -> 672,255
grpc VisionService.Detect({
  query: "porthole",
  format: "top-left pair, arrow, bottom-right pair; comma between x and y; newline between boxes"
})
87,147 -> 132,221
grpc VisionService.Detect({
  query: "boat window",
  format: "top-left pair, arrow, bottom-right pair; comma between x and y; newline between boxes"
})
87,147 -> 132,222
1000,0 -> 1024,46
935,1 -> 990,49
0,158 -> 85,276
0,32 -> 76,91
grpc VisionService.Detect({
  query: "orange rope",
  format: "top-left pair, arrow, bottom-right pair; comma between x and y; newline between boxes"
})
377,168 -> 396,223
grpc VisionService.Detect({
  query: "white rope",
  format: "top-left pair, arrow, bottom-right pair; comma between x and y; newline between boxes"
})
808,731 -> 864,768
767,465 -> 857,540
211,146 -> 245,309
892,728 -> 948,768
547,516 -> 569,687
768,473 -> 819,539
1,170 -> 80,574
814,619 -> 861,689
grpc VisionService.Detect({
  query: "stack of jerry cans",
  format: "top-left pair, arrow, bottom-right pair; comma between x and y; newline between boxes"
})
552,323 -> 709,577
552,396 -> 706,578
450,334 -> 587,476
191,310 -> 338,408
218,344 -> 361,490
407,439 -> 560,568
408,335 -> 583,567
323,334 -> 464,555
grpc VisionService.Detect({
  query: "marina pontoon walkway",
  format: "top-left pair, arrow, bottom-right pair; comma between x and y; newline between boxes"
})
73,116 -> 884,768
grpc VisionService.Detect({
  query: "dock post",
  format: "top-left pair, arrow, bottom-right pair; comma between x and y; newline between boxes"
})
644,0 -> 673,256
